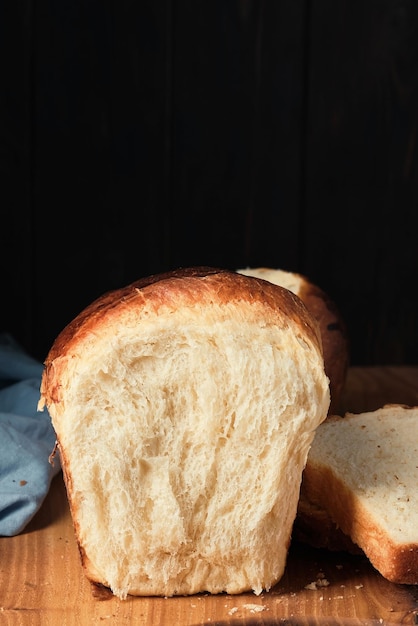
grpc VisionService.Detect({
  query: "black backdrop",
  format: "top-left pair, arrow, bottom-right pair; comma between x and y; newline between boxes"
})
2,0 -> 418,366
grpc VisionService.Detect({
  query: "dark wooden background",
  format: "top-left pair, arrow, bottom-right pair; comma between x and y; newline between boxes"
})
2,0 -> 418,366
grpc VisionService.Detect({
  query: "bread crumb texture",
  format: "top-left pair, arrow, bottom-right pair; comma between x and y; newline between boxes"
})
304,404 -> 418,584
40,270 -> 330,598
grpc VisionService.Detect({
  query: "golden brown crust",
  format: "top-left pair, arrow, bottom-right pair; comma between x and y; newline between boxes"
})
236,267 -> 349,415
43,267 -> 223,364
40,266 -> 324,411
302,460 -> 418,584
300,410 -> 418,584
296,279 -> 349,415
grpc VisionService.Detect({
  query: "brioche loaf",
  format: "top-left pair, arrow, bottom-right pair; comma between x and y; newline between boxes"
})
298,404 -> 418,584
38,266 -> 330,599
236,268 -> 349,414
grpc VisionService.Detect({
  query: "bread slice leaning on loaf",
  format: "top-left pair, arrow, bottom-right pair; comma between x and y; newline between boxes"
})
38,266 -> 330,599
236,267 -> 349,415
299,404 -> 418,584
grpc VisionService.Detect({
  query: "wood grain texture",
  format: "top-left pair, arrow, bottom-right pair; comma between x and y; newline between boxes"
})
1,366 -> 418,625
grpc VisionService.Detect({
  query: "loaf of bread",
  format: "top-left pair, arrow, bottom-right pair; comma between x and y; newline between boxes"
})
298,404 -> 418,584
38,267 -> 330,599
236,268 -> 349,414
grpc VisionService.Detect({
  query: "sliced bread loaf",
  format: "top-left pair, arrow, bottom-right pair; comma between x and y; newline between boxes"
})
299,404 -> 418,584
38,266 -> 330,598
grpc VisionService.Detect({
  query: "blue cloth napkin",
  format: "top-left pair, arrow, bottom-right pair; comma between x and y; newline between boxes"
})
0,333 -> 60,536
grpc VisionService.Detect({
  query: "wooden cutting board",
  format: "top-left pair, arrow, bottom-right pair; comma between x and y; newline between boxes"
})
2,366 -> 418,625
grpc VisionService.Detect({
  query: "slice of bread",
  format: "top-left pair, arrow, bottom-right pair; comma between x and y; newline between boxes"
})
299,404 -> 418,584
236,267 -> 349,414
38,267 -> 330,599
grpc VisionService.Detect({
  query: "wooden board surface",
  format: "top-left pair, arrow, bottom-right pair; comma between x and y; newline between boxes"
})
2,366 -> 418,625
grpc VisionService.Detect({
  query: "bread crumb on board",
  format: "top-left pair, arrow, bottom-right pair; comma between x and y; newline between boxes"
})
228,604 -> 267,615
305,571 -> 330,590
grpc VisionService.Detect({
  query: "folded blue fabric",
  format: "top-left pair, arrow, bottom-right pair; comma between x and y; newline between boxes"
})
0,333 -> 60,536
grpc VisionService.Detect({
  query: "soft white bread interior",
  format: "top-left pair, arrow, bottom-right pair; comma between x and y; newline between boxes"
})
236,267 -> 349,415
38,266 -> 330,599
299,404 -> 418,584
